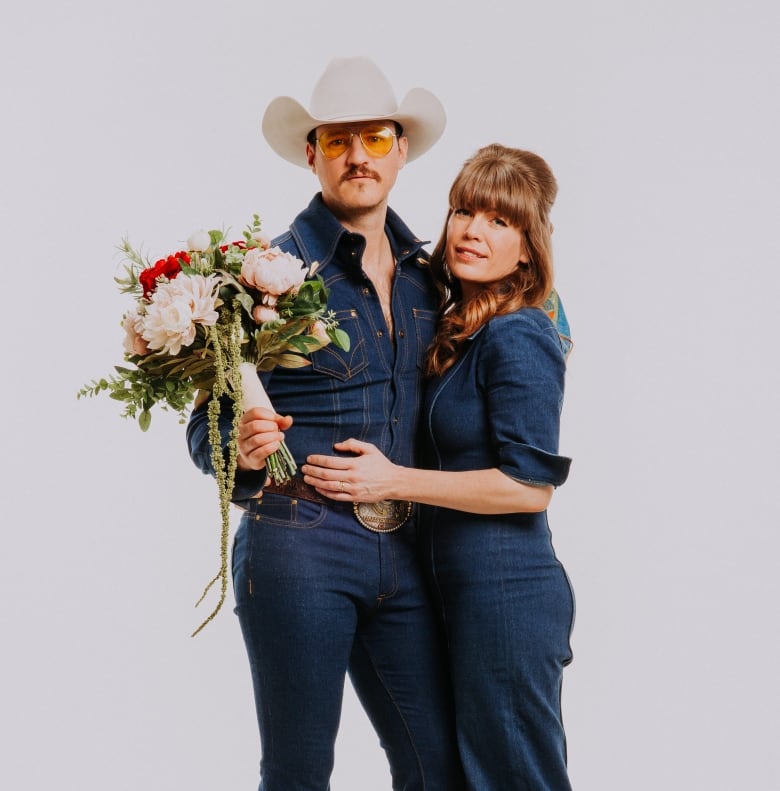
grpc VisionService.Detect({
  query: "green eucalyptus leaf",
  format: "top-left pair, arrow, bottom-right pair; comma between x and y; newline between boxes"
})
288,335 -> 319,353
329,328 -> 351,351
235,292 -> 256,315
270,353 -> 312,369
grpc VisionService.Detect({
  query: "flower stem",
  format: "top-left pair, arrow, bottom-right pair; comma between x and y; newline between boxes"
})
265,442 -> 297,484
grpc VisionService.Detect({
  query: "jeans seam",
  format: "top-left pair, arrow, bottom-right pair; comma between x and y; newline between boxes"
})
355,634 -> 427,790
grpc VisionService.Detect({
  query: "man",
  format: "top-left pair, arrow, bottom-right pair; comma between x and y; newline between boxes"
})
187,56 -> 464,791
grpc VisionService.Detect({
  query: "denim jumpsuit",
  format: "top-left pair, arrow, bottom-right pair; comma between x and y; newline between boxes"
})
187,195 -> 464,791
418,309 -> 575,791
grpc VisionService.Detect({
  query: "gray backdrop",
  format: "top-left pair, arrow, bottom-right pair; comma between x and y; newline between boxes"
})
3,0 -> 778,788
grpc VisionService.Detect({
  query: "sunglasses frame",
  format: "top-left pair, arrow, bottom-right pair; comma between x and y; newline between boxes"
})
313,125 -> 398,160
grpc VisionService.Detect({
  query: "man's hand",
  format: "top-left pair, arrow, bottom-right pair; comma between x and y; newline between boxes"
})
237,407 -> 293,471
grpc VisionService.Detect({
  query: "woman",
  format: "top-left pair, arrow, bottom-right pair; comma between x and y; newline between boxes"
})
302,144 -> 575,790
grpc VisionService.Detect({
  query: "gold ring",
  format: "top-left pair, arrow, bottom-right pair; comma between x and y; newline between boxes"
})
339,481 -> 345,492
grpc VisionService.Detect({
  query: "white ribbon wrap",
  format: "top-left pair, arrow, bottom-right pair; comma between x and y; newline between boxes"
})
238,361 -> 274,413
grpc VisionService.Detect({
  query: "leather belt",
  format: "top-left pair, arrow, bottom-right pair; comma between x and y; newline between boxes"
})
261,477 -> 412,533
263,476 -> 331,505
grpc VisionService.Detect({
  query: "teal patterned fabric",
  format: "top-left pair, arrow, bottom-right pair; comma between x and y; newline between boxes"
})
543,289 -> 573,359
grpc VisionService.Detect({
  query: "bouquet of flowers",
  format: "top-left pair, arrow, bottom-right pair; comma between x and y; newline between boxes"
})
79,215 -> 349,634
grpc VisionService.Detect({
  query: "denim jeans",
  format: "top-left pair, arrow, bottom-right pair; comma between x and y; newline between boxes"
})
419,510 -> 574,791
232,494 -> 464,791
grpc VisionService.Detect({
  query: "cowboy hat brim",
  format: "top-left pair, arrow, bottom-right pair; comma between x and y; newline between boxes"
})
262,86 -> 446,168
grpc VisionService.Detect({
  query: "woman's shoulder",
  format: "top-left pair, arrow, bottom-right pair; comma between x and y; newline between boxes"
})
479,308 -> 566,362
485,307 -> 558,339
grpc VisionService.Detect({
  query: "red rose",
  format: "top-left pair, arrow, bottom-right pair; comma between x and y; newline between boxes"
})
139,266 -> 159,298
219,240 -> 246,253
159,255 -> 182,280
139,252 -> 188,298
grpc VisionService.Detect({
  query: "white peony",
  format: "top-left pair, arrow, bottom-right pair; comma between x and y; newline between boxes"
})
141,274 -> 220,355
241,246 -> 306,296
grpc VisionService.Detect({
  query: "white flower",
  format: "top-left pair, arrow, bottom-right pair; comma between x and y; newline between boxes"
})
187,230 -> 211,252
241,246 -> 306,296
122,305 -> 149,356
141,274 -> 220,355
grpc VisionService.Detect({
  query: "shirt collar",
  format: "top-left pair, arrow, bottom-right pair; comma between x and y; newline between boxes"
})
288,193 -> 430,273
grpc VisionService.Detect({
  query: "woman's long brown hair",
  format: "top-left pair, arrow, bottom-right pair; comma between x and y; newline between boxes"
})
426,144 -> 558,376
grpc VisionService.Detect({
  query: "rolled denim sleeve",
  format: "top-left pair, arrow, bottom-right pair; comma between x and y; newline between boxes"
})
480,311 -> 572,487
186,396 -> 267,502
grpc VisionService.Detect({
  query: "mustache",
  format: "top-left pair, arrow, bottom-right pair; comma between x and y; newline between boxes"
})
340,166 -> 381,183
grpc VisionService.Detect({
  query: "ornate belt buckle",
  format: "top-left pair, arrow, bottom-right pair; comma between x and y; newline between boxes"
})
353,500 -> 412,533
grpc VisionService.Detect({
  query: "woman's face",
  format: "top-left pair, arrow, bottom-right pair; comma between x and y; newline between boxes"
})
446,208 -> 528,298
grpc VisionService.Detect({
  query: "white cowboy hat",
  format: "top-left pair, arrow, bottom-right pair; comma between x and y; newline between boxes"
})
262,56 -> 446,168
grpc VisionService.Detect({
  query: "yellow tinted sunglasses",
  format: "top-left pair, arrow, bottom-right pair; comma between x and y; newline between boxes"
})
314,125 -> 398,159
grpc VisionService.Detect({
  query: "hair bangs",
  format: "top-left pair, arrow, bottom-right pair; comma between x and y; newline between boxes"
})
448,159 -> 531,229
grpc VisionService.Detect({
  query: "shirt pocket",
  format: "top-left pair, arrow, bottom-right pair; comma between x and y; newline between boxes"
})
310,308 -> 370,381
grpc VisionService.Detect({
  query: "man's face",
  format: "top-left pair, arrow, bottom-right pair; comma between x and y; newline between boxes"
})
306,121 -> 408,221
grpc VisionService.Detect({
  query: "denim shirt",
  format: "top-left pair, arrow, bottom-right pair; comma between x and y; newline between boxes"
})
186,194 -> 438,501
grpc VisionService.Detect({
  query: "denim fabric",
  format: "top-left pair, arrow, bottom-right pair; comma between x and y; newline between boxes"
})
186,194 -> 463,790
423,309 -> 572,487
187,194 -> 438,502
419,307 -> 574,790
418,513 -> 574,791
233,497 -> 462,791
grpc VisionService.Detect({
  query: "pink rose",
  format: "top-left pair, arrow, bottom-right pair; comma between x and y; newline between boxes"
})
252,305 -> 280,324
309,320 -> 331,346
241,246 -> 306,296
122,307 -> 150,356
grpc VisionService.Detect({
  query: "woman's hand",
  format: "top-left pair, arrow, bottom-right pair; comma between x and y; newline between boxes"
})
237,407 -> 293,471
305,440 -> 554,514
302,439 -> 402,502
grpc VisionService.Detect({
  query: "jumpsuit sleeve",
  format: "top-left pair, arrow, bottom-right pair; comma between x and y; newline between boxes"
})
479,310 -> 572,487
